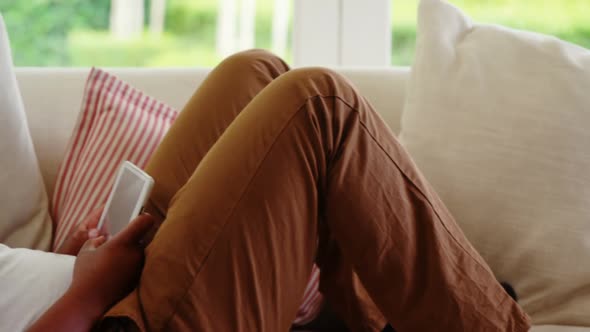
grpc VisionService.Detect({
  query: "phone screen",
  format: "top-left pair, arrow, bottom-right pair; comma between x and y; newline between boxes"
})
101,166 -> 151,235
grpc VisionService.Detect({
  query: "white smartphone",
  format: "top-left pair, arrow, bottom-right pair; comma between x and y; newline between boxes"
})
97,161 -> 154,235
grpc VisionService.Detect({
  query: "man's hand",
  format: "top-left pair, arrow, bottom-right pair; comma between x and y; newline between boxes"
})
70,213 -> 154,310
28,214 -> 154,332
56,208 -> 106,256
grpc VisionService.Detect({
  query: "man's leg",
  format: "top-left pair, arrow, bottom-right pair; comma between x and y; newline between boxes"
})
106,50 -> 384,331
104,67 -> 530,331
141,49 -> 289,223
316,233 -> 387,331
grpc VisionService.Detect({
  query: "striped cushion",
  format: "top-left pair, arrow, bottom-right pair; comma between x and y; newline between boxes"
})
51,67 -> 323,324
51,67 -> 178,249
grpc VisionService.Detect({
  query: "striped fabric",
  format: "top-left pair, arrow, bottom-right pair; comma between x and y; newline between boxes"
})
51,68 -> 178,249
293,265 -> 323,325
51,67 -> 324,324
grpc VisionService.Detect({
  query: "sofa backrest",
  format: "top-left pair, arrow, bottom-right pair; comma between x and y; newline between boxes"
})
15,67 -> 410,200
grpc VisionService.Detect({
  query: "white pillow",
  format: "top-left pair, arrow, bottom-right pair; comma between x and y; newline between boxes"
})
0,244 -> 74,331
0,14 -> 52,249
400,0 -> 590,326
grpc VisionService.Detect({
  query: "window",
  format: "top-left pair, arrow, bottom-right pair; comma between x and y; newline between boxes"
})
1,0 -> 292,67
392,0 -> 590,65
3,1 -> 589,67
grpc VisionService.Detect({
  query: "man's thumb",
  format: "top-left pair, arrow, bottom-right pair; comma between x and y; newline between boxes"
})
81,235 -> 107,251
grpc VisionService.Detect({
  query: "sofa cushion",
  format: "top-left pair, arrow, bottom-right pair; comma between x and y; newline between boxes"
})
532,327 -> 590,332
399,0 -> 590,326
0,14 -> 52,249
0,244 -> 74,330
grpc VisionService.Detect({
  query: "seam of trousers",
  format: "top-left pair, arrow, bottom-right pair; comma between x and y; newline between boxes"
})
158,93 -> 503,331
337,96 -> 529,327
146,197 -> 166,221
328,95 -> 496,275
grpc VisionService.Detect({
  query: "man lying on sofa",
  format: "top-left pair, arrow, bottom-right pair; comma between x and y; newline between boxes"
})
2,50 -> 529,332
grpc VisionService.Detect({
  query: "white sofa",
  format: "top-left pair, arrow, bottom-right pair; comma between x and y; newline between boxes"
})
16,67 -> 409,197
14,67 -> 587,332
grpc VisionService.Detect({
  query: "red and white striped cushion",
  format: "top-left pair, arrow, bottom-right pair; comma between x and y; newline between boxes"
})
51,68 -> 178,249
51,67 -> 324,324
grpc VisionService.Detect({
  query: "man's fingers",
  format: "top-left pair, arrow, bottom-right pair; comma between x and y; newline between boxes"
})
88,228 -> 100,239
110,214 -> 155,246
81,236 -> 107,251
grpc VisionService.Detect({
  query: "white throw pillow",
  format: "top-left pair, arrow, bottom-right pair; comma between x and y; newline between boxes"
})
0,244 -> 74,330
400,0 -> 590,326
0,14 -> 52,249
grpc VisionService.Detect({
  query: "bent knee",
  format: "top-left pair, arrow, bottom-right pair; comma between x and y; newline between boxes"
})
220,49 -> 289,74
273,67 -> 354,97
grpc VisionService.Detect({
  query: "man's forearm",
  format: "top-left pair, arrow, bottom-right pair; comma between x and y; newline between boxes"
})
27,287 -> 105,332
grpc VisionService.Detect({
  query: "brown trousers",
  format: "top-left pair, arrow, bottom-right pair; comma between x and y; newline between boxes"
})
103,50 -> 531,331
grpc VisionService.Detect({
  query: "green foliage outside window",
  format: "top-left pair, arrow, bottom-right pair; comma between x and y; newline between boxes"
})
0,0 -> 110,65
0,0 -> 589,67
392,0 -> 590,65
